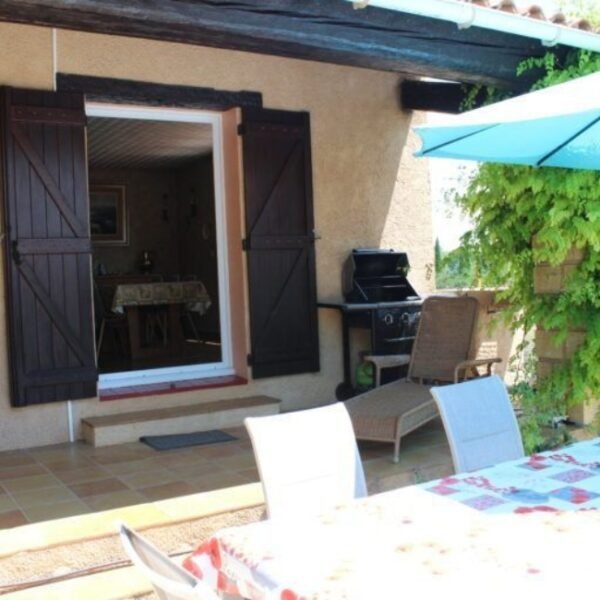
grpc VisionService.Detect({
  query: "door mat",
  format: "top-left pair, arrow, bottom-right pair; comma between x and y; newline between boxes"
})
140,430 -> 237,451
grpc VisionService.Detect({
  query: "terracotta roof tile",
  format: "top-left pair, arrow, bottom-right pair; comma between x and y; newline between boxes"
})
460,0 -> 598,32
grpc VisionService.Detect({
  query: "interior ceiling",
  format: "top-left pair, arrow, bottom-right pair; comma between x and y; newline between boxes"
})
87,117 -> 213,169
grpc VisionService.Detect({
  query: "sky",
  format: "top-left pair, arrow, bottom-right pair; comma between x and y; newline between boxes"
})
430,0 -> 580,250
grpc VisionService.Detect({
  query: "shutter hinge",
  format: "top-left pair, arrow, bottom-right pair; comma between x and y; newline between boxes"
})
237,123 -> 245,136
242,238 -> 249,251
247,353 -> 253,366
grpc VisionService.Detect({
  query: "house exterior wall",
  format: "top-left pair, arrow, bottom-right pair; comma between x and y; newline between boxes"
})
0,22 -> 434,450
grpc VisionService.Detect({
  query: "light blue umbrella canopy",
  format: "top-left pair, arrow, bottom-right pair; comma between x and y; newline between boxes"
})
414,72 -> 600,170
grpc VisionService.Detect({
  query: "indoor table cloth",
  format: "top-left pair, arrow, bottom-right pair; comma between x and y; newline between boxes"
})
183,438 -> 600,599
112,280 -> 211,314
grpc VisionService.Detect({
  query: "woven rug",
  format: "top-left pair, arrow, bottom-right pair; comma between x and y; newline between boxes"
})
140,430 -> 237,451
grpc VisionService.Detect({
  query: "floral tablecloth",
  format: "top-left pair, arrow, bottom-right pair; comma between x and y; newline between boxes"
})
112,281 -> 211,314
183,439 -> 600,599
424,437 -> 600,514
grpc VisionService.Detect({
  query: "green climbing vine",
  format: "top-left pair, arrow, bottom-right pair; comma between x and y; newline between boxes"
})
450,49 -> 600,452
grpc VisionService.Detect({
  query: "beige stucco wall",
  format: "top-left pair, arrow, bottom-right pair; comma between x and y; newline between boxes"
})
0,23 -> 434,450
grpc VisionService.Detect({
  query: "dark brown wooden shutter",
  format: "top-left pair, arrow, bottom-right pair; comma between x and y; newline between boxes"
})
241,108 -> 319,379
1,88 -> 97,406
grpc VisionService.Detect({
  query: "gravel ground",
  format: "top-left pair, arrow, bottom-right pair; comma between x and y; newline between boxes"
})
0,505 -> 264,596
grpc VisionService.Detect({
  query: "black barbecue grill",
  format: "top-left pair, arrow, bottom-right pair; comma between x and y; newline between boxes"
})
319,249 -> 423,399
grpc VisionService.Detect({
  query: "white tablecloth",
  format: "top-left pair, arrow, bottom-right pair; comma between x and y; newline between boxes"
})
184,438 -> 600,599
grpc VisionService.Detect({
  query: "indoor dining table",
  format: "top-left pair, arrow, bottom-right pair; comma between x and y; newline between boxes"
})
183,437 -> 600,599
112,280 -> 211,360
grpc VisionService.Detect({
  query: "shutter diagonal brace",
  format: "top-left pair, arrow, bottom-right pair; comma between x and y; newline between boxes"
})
18,259 -> 90,364
247,138 -> 302,238
11,123 -> 88,238
253,247 -> 307,351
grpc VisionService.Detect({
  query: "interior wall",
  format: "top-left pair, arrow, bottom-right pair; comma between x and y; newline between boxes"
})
90,168 -> 180,276
175,156 -> 220,335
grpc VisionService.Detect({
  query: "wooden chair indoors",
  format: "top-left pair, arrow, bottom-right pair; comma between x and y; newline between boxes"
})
93,282 -> 129,360
345,295 -> 501,463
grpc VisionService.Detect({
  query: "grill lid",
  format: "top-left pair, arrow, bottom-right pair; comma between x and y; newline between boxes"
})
342,248 -> 418,303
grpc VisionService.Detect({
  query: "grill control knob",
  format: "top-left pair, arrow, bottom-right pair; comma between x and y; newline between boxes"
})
383,313 -> 394,325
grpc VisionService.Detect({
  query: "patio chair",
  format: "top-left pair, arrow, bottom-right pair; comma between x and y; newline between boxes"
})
345,295 -> 501,463
431,374 -> 524,473
119,523 -> 219,600
244,403 -> 367,519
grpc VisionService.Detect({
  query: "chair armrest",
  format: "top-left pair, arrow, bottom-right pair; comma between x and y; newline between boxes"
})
453,357 -> 502,383
364,354 -> 411,369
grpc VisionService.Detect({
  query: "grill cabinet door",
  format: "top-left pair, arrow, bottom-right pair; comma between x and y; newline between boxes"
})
241,107 -> 319,378
1,88 -> 97,406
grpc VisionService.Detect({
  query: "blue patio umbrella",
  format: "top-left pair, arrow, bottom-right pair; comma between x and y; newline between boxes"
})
414,72 -> 600,170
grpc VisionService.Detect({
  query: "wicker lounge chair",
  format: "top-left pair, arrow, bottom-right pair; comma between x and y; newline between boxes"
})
345,295 -> 501,463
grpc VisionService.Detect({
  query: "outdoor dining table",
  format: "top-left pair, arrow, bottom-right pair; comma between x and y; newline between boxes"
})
183,437 -> 600,599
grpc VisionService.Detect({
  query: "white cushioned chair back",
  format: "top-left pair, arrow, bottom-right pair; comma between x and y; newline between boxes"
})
245,403 -> 367,519
431,375 -> 524,473
119,524 -> 218,600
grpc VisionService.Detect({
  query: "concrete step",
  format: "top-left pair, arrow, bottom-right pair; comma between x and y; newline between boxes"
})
82,395 -> 281,446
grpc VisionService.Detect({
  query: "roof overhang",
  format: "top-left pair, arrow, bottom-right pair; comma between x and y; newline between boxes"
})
0,0 -> 580,90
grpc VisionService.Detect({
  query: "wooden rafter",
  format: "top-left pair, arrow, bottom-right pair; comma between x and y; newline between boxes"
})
0,0 -> 564,89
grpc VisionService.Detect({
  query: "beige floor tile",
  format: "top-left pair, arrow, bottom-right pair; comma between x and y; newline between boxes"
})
0,509 -> 28,528
101,459 -> 155,476
0,494 -> 17,513
236,467 -> 260,482
120,468 -> 178,489
0,452 -> 36,469
0,464 -> 48,480
187,472 -> 250,493
370,470 -> 418,494
210,453 -> 257,471
11,485 -> 78,509
140,481 -> 195,501
84,490 -> 147,512
363,459 -> 413,480
69,478 -> 129,498
0,417 -> 452,527
42,455 -> 96,471
89,449 -> 148,465
191,443 -> 245,459
23,500 -> 90,524
2,474 -> 62,493
26,445 -> 86,462
155,451 -> 214,469
417,462 -> 454,483
55,466 -> 112,485
169,460 -> 221,478
117,442 -> 157,455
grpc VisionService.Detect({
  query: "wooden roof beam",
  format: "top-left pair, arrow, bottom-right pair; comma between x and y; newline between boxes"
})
401,80 -> 494,114
0,0 -> 564,90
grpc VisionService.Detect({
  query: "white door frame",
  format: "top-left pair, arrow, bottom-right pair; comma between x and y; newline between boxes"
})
86,102 -> 234,389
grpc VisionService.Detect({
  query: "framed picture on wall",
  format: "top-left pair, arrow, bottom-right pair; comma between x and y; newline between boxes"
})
89,185 -> 128,245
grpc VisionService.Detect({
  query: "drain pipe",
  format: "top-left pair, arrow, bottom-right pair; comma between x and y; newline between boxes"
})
67,400 -> 75,443
350,0 -> 600,52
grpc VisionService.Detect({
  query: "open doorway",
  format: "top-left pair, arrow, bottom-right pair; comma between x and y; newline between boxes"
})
86,104 -> 232,388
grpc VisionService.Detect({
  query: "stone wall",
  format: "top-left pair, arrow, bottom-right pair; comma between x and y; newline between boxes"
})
534,247 -> 597,424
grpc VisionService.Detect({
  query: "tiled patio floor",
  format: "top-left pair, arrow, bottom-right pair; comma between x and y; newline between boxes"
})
0,418 -> 452,529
